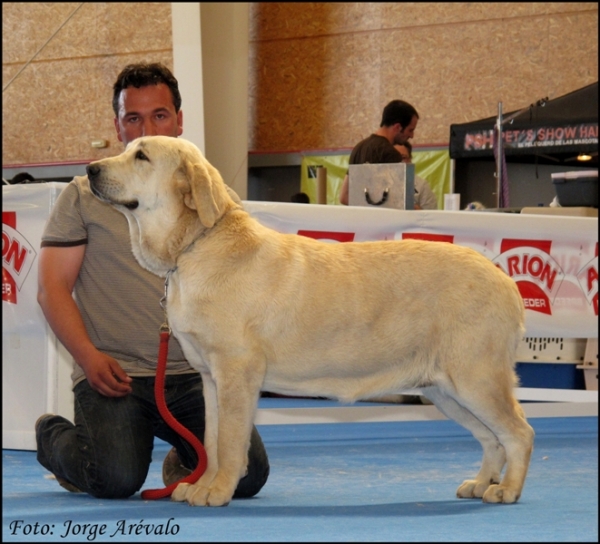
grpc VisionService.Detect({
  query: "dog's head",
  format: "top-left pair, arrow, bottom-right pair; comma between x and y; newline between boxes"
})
87,135 -> 237,275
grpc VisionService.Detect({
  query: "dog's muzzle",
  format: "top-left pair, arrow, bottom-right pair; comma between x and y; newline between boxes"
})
86,163 -> 103,199
86,163 -> 139,210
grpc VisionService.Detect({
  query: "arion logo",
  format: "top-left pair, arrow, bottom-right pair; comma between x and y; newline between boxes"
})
2,212 -> 37,304
493,239 -> 565,315
576,242 -> 598,316
297,230 -> 355,243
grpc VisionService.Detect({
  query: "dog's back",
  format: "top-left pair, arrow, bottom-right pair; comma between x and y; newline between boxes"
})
229,228 -> 525,402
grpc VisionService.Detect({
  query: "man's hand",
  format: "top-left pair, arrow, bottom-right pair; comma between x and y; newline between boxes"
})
79,352 -> 133,397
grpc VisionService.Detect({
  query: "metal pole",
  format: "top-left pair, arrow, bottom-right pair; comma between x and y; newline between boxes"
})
496,102 -> 503,208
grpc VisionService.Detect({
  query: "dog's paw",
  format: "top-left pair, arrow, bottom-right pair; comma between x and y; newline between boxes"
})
482,484 -> 520,504
456,479 -> 491,499
171,482 -> 191,502
205,487 -> 233,507
182,483 -> 232,507
185,484 -> 210,506
185,483 -> 234,506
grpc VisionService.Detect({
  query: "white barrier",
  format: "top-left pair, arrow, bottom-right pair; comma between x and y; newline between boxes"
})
244,201 -> 598,338
2,186 -> 597,449
3,183 -> 74,450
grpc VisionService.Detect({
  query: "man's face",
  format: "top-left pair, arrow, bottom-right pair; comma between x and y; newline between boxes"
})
393,115 -> 418,145
114,83 -> 183,147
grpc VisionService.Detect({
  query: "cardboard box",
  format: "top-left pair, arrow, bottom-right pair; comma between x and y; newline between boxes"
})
348,163 -> 414,210
516,337 -> 587,363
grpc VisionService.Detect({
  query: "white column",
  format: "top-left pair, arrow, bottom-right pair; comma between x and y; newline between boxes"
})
172,3 -> 249,198
199,2 -> 249,199
171,2 -> 205,154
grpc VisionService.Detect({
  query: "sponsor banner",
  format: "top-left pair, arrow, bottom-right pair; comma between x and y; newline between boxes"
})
2,183 -> 68,308
2,216 -> 38,304
462,123 -> 598,153
245,201 -> 598,338
3,182 -> 75,450
3,188 -> 595,339
576,243 -> 599,316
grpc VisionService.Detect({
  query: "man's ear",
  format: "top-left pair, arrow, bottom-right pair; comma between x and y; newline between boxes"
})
176,110 -> 183,136
181,158 -> 232,228
114,118 -> 124,143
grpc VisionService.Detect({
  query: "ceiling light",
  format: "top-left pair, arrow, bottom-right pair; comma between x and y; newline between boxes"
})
577,153 -> 593,161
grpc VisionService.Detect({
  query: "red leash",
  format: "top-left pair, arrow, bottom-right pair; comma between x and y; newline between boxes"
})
140,327 -> 208,500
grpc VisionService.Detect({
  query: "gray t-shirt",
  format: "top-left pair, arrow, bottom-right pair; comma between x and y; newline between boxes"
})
41,176 -> 197,387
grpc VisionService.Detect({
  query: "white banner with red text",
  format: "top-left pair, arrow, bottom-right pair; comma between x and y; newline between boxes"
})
244,201 -> 598,338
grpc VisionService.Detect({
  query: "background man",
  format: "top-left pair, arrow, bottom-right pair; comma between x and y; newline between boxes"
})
339,99 -> 419,205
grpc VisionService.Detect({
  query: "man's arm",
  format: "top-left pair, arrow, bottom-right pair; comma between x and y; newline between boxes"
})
415,177 -> 439,210
37,245 -> 132,397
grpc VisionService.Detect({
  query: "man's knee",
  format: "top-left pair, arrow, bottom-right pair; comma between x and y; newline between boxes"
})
86,473 -> 145,499
85,465 -> 147,499
233,426 -> 270,499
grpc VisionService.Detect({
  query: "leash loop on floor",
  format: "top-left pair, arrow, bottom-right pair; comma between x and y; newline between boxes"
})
141,270 -> 207,501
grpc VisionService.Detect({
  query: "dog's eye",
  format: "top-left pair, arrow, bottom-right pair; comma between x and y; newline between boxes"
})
135,150 -> 149,162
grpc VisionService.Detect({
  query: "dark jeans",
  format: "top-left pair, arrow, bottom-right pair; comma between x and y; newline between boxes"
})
36,374 -> 269,499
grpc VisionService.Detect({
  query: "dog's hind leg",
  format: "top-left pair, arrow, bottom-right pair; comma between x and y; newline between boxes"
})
464,390 -> 533,504
422,386 -> 507,500
435,372 -> 534,504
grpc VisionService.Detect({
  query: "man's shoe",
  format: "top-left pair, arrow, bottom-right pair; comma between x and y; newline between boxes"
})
35,414 -> 82,493
162,447 -> 192,486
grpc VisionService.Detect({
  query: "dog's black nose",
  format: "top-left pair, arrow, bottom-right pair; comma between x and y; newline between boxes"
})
86,163 -> 100,179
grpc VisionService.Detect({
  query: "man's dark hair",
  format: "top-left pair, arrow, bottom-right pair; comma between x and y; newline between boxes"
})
11,172 -> 35,184
291,192 -> 310,203
112,63 -> 182,116
380,99 -> 419,129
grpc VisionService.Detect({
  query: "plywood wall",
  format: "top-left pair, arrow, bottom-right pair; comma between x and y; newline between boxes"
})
2,3 -> 598,165
2,2 -> 173,166
248,2 -> 599,152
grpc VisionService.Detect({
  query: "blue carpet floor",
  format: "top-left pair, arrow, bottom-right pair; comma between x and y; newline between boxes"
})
3,414 -> 597,542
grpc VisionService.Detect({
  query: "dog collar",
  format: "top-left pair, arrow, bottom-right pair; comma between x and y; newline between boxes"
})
160,267 -> 178,333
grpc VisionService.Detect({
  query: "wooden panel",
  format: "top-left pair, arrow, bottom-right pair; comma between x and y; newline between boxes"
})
2,3 -> 172,165
249,2 -> 596,40
249,2 -> 598,152
2,3 -> 598,163
3,3 -> 172,62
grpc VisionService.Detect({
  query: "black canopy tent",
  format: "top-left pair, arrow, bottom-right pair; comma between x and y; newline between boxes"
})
449,82 -> 598,166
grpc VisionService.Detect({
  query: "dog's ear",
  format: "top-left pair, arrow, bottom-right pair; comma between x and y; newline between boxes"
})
182,159 -> 232,228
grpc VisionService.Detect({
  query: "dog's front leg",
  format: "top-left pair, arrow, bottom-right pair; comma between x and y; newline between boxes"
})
171,372 -> 220,505
191,357 -> 263,506
177,359 -> 261,507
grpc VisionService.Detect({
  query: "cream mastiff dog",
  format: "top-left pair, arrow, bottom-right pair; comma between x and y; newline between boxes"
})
87,136 -> 534,507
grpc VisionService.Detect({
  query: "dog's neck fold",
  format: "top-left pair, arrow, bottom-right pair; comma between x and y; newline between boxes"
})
176,203 -> 242,260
